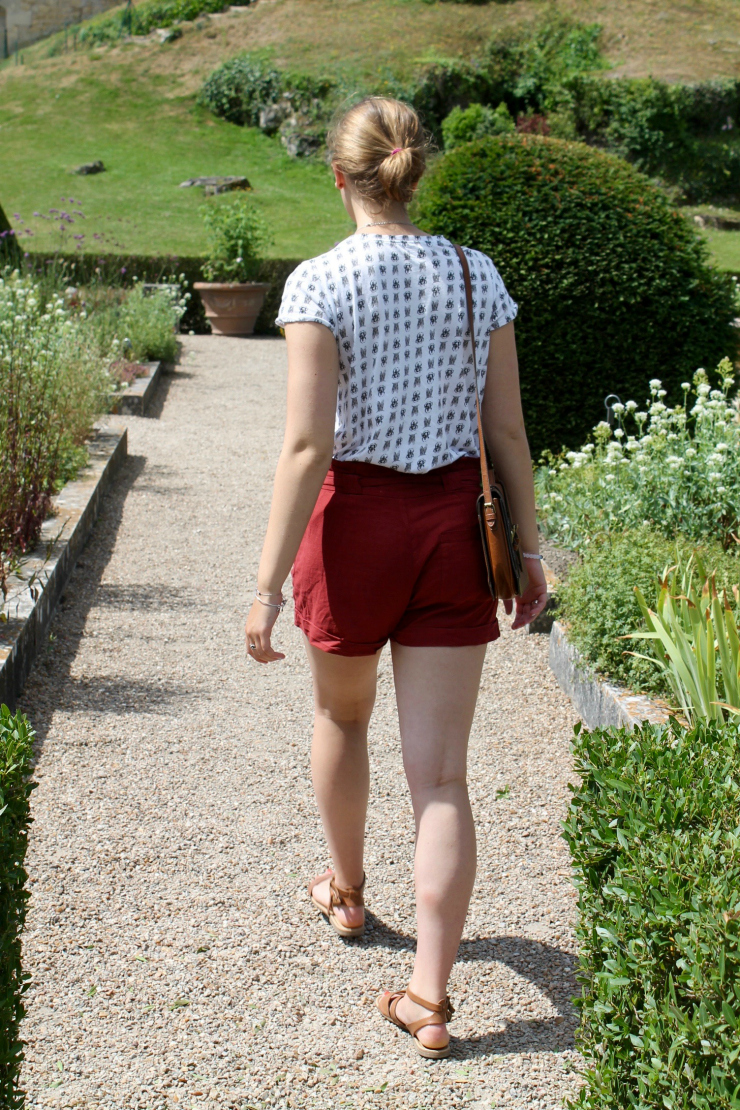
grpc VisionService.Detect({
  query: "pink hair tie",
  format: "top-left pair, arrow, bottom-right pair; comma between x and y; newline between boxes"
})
390,147 -> 404,156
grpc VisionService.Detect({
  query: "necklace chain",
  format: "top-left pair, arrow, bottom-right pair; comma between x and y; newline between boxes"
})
356,220 -> 417,232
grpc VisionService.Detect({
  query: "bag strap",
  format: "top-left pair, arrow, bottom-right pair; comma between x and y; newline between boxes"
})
453,244 -> 494,511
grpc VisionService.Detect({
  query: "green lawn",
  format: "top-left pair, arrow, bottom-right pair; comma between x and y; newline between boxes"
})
704,229 -> 740,274
0,61 -> 350,259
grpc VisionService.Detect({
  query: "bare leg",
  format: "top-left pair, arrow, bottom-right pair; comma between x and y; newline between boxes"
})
305,638 -> 380,930
388,642 -> 486,1050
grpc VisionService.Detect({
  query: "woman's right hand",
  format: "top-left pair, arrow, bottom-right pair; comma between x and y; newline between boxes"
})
245,596 -> 286,664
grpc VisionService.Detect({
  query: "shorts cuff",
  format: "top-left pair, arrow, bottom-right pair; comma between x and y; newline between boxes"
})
392,620 -> 500,648
294,611 -> 385,656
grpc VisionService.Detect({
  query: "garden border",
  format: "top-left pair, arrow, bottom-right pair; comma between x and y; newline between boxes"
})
112,360 -> 162,416
0,422 -> 128,712
549,619 -> 670,730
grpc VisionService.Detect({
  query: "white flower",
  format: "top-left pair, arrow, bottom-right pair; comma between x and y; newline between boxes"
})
650,402 -> 666,416
625,400 -> 638,412
614,428 -> 625,438
658,389 -> 667,399
611,402 -> 625,415
685,447 -> 697,458
698,384 -> 711,396
635,411 -> 647,422
681,382 -> 691,391
649,378 -> 662,391
717,486 -> 727,494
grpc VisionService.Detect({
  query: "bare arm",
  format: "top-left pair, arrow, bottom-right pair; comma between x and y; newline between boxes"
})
481,322 -> 547,629
246,322 -> 339,662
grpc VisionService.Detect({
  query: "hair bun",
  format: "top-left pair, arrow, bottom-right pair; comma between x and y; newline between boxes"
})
328,98 -> 428,206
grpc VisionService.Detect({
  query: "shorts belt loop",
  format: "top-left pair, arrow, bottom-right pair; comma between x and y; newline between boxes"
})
334,472 -> 363,495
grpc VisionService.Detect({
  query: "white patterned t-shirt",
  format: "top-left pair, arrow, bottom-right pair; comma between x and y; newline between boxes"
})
275,233 -> 518,474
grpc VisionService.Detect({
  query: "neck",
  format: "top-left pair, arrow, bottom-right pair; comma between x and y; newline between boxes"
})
354,200 -> 413,230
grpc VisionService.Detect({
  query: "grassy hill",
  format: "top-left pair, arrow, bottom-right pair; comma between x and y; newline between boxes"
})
1,0 -> 740,261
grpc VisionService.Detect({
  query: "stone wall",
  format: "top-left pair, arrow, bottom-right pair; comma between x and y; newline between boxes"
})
1,0 -> 122,52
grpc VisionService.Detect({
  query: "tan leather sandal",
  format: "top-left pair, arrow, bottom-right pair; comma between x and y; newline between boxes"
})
307,868 -> 366,938
377,988 -> 454,1059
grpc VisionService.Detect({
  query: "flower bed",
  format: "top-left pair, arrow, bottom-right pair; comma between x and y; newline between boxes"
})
538,363 -> 740,699
0,268 -> 186,593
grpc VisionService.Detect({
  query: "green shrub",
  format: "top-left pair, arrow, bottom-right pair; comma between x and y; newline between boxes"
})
558,529 -> 740,697
442,102 -> 514,149
560,75 -> 740,204
87,284 -> 187,364
414,134 -> 739,455
565,716 -> 740,1110
198,54 -> 284,128
78,0 -> 238,45
201,197 -> 272,283
0,706 -> 36,1109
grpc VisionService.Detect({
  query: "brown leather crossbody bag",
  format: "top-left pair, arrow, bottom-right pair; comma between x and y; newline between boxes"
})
453,244 -> 523,602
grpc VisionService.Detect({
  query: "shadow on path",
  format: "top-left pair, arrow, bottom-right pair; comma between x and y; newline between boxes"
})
341,914 -> 577,1057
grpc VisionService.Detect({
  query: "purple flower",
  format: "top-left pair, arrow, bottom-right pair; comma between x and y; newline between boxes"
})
13,213 -> 21,220
33,211 -> 41,217
49,208 -> 59,214
73,234 -> 84,240
121,267 -> 127,274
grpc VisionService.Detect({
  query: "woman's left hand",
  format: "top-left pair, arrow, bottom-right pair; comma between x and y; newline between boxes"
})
507,560 -> 549,631
245,597 -> 286,664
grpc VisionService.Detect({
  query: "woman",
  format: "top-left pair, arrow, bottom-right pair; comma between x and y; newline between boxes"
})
245,97 -> 548,1059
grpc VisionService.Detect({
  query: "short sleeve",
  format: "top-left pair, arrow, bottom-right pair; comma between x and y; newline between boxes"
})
276,257 -> 337,334
480,254 -> 518,333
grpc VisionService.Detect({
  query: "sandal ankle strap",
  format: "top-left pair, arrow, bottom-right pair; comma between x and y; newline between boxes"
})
405,988 -> 455,1024
329,871 -> 366,909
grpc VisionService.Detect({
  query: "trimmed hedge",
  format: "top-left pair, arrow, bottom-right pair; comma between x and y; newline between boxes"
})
23,253 -> 299,337
0,706 -> 35,1109
414,134 -> 739,455
565,717 -> 740,1109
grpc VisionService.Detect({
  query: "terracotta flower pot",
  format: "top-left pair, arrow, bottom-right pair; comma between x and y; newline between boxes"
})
194,282 -> 270,336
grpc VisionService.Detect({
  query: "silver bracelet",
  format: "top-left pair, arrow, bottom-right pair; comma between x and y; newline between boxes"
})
522,552 -> 543,561
254,590 -> 285,611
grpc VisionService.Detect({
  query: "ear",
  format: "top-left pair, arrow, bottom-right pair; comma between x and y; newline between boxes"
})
332,163 -> 346,190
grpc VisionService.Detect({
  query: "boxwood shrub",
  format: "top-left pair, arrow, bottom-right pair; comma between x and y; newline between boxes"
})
414,134 -> 739,455
565,717 -> 740,1109
0,706 -> 35,1109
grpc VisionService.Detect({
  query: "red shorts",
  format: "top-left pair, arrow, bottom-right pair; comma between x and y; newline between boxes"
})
292,457 -> 500,656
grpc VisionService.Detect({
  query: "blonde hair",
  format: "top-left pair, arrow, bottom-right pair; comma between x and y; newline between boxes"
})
328,97 -> 428,207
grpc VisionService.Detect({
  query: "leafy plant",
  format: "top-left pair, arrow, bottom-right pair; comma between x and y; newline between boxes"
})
0,705 -> 36,1110
201,198 -> 272,284
415,136 -> 738,456
565,716 -> 740,1110
442,102 -> 514,149
537,362 -> 740,550
630,553 -> 740,726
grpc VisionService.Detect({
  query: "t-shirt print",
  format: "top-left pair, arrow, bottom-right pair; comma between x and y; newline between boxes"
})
276,234 -> 518,474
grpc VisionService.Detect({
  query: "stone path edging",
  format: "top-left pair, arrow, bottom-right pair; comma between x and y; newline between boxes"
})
0,422 -> 127,712
549,619 -> 670,730
112,361 -> 162,417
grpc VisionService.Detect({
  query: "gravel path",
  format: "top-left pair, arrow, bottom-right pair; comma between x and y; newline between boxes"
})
19,335 -> 582,1110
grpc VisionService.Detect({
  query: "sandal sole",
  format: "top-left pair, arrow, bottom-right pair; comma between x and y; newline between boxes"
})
378,998 -> 451,1058
310,894 -> 365,937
